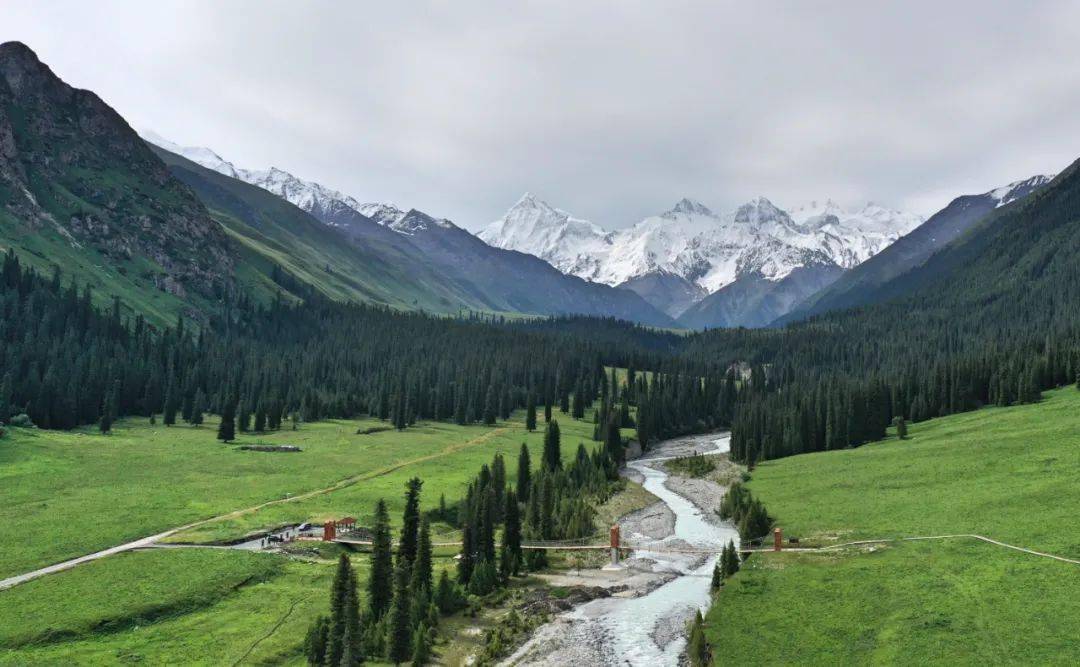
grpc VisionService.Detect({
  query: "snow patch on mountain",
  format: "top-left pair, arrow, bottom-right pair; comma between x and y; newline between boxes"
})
989,174 -> 1055,208
141,131 -> 422,236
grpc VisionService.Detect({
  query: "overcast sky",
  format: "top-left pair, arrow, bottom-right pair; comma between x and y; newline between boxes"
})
5,1 -> 1080,230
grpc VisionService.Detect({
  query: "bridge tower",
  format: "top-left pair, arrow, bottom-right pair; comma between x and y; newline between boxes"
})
323,520 -> 336,542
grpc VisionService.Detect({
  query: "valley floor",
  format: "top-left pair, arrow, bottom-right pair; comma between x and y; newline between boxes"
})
0,408 -> 647,664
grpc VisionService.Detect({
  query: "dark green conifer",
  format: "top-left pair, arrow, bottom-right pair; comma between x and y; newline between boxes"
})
369,499 -> 394,619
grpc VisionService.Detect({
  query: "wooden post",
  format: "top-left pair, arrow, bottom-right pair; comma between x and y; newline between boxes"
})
323,520 -> 336,542
610,524 -> 621,565
773,527 -> 782,552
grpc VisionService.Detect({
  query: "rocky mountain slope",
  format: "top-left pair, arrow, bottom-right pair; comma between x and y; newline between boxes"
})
779,175 -> 1054,323
0,41 -> 235,320
481,193 -> 923,323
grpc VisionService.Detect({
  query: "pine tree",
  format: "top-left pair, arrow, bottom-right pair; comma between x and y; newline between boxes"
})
327,554 -> 354,666
237,400 -> 251,432
482,383 -> 497,426
687,609 -> 711,667
217,398 -> 236,443
525,392 -> 537,431
410,621 -> 430,666
190,389 -> 205,427
503,491 -> 522,576
517,442 -> 532,502
303,615 -> 330,666
542,420 -> 562,471
399,477 -> 423,565
99,380 -> 118,434
893,415 -> 908,439
457,522 -> 474,585
604,415 -> 623,466
253,403 -> 267,432
162,371 -> 178,427
491,453 -> 506,521
411,515 -> 433,596
387,560 -> 413,664
710,561 -> 721,591
369,499 -> 394,619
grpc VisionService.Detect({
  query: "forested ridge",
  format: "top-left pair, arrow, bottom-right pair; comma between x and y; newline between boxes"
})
3,154 -> 1079,465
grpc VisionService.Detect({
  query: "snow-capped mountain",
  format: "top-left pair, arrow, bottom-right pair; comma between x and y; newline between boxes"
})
481,193 -> 923,319
478,193 -> 613,279
141,131 -> 676,327
140,131 -> 406,238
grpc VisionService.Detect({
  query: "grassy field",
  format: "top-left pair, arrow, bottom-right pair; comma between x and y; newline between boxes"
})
747,386 -> 1080,554
705,387 -> 1080,664
0,407 -> 606,579
0,403 -> 647,665
705,539 -> 1080,664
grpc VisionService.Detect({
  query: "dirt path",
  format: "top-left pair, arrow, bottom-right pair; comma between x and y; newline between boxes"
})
0,427 -> 508,591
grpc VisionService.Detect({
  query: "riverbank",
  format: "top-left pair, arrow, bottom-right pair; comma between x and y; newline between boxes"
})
503,432 -> 739,666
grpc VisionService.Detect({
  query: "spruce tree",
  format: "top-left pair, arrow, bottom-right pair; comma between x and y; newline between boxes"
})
503,491 -> 522,576
687,610 -> 710,667
217,398 -> 236,443
399,477 -> 423,565
482,383 -> 497,426
525,392 -> 537,431
412,515 -> 434,595
516,442 -> 532,503
99,380 -> 118,434
190,389 -> 205,427
253,403 -> 266,432
410,621 -> 430,666
369,499 -> 394,619
303,615 -> 330,666
327,554 -> 354,665
710,561 -> 721,591
387,560 -> 413,664
542,419 -> 562,471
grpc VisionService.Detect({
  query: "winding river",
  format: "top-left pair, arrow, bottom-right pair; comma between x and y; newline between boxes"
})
508,432 -> 739,665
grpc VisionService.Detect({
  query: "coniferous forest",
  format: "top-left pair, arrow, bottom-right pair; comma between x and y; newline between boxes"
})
4,175 -> 1080,469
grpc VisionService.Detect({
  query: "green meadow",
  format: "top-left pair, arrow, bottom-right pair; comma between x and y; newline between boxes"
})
705,387 -> 1080,664
0,407 -> 609,579
0,405 -> 641,664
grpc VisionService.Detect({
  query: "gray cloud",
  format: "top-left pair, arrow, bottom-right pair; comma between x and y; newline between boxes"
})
4,1 -> 1080,229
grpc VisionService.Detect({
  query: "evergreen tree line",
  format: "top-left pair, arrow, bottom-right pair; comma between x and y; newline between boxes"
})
304,479 -> 446,665
717,482 -> 773,543
456,420 -> 621,592
0,250 -> 685,433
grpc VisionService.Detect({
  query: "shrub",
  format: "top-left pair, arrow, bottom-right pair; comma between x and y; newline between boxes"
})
9,413 -> 34,428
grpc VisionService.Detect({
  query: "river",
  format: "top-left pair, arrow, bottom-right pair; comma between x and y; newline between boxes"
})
506,431 -> 739,665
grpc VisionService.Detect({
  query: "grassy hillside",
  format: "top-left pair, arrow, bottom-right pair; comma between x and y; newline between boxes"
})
705,387 -> 1080,664
156,146 -> 477,313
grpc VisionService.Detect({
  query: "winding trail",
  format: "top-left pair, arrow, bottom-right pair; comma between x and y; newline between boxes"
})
0,427 -> 507,591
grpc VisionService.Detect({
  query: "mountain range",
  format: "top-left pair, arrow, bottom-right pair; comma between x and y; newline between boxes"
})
142,132 -> 675,326
0,40 -> 1059,334
480,193 -> 924,324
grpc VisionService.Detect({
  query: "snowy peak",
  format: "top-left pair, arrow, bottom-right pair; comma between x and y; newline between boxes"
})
667,198 -> 714,217
989,174 -> 1055,208
140,130 -> 240,178
734,197 -> 790,226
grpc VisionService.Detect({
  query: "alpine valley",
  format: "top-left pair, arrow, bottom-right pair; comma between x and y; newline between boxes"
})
6,29 -> 1080,667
